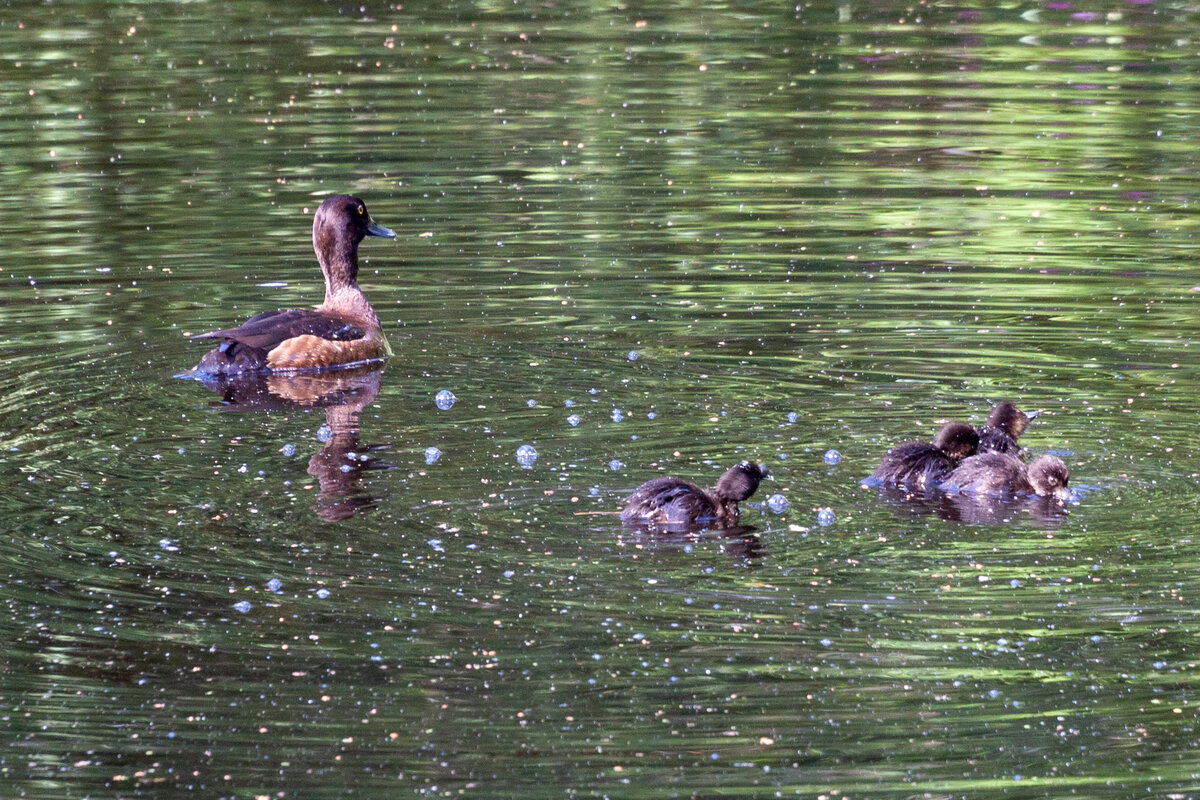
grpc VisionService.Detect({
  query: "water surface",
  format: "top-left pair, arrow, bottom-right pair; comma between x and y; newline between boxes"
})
3,2 -> 1200,797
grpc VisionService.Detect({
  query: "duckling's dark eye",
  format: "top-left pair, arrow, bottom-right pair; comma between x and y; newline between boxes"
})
357,205 -> 364,215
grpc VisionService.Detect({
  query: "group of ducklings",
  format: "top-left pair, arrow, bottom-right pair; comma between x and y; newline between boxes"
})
870,401 -> 1070,501
620,402 -> 1070,530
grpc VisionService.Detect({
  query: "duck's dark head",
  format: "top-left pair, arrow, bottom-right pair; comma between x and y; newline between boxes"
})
986,401 -> 1034,439
715,460 -> 767,502
933,422 -> 979,461
1028,455 -> 1071,502
312,194 -> 395,292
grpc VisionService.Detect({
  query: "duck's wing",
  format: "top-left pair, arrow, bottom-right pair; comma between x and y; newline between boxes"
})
192,310 -> 365,351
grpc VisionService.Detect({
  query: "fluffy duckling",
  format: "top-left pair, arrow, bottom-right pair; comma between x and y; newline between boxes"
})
977,401 -> 1038,456
621,461 -> 767,529
871,422 -> 979,489
945,452 -> 1071,501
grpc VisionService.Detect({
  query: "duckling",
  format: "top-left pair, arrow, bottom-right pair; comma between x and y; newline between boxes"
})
621,461 -> 767,529
944,452 -> 1071,501
191,194 -> 395,374
977,401 -> 1038,456
871,421 -> 979,489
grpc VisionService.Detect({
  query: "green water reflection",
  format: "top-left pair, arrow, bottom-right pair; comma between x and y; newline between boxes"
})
3,1 -> 1200,797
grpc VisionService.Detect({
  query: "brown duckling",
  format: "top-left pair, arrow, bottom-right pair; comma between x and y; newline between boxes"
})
621,461 -> 767,529
871,421 -> 979,489
944,452 -> 1071,502
191,194 -> 395,374
977,401 -> 1038,456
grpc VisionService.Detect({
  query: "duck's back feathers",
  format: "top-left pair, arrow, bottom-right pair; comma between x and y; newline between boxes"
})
193,309 -> 374,374
872,442 -> 950,489
944,451 -> 1026,495
621,477 -> 719,526
193,309 -> 365,351
977,426 -> 1021,456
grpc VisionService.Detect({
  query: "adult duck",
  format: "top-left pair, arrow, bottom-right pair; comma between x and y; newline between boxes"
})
191,194 -> 394,374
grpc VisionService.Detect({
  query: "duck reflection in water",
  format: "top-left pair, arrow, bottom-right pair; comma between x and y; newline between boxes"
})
872,483 -> 1072,528
190,366 -> 389,521
616,524 -> 766,560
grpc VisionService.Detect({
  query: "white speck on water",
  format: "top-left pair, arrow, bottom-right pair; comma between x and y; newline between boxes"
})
766,494 -> 789,513
339,464 -> 353,473
317,424 -> 332,443
503,570 -> 515,578
315,588 -> 331,600
647,411 -> 656,419
609,459 -> 624,471
589,388 -> 598,395
564,399 -> 575,407
158,538 -> 179,552
435,389 -> 456,410
281,443 -> 296,457
611,409 -> 623,422
820,638 -> 832,647
787,411 -> 798,424
567,414 -> 581,427
527,398 -> 537,407
627,350 -> 639,361
817,507 -> 836,526
237,463 -> 248,474
428,539 -> 445,552
233,600 -> 252,614
424,446 -> 442,465
824,449 -> 842,465
1010,579 -> 1021,588
516,444 -> 538,467
266,578 -> 283,593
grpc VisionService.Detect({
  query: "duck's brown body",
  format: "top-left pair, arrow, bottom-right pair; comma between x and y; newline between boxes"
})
192,195 -> 394,374
621,461 -> 766,530
871,422 -> 979,490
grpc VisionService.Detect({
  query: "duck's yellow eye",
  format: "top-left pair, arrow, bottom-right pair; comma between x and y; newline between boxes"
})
357,205 -> 364,215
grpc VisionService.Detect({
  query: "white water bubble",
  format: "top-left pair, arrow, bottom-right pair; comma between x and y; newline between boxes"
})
435,389 -> 456,410
516,444 -> 538,467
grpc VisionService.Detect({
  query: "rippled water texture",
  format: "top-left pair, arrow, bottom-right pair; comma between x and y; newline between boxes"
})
3,2 -> 1200,797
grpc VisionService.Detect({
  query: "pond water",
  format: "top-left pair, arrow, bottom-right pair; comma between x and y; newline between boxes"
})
3,1 -> 1200,797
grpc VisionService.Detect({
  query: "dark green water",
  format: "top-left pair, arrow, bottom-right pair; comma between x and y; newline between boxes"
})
3,1 -> 1200,797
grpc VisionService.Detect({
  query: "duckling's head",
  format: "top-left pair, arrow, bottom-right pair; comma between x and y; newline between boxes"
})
1028,455 -> 1071,502
933,422 -> 979,461
986,401 -> 1034,439
715,461 -> 767,502
312,195 -> 395,289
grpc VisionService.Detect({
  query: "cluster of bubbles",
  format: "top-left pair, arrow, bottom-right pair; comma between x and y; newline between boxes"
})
417,386 -> 846,528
